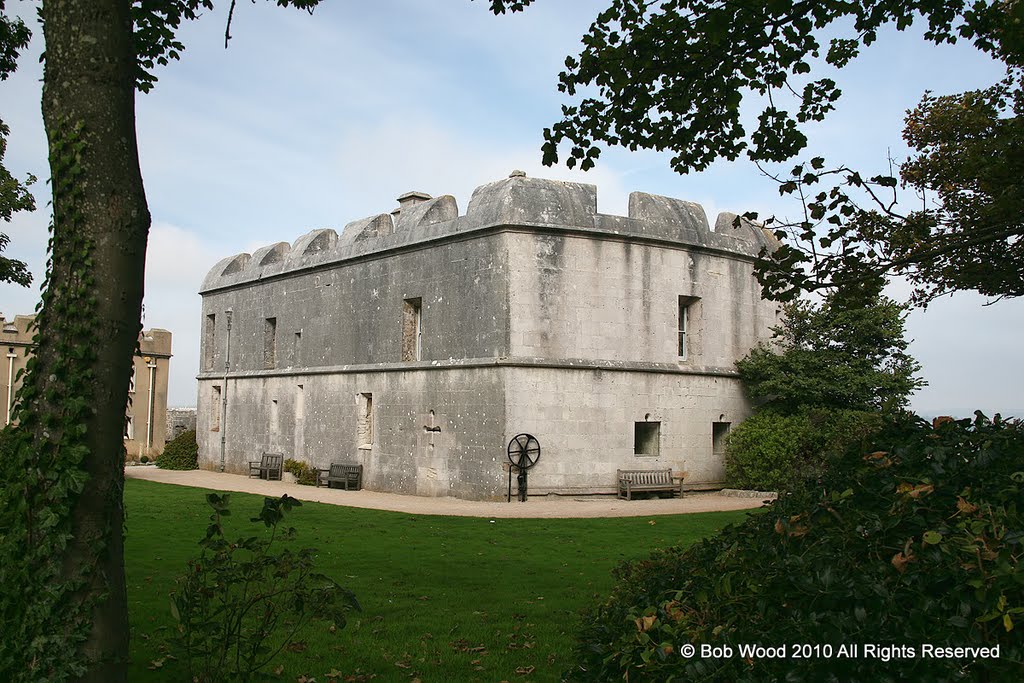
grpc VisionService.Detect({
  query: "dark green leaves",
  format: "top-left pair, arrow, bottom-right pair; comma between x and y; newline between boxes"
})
499,0 -> 1016,180
169,493 -> 359,681
568,412 -> 1024,681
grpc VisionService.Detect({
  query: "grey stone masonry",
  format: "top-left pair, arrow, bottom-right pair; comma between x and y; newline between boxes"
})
197,173 -> 780,500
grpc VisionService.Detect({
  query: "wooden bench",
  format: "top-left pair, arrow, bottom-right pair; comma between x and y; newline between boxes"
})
249,452 -> 283,481
617,468 -> 683,500
317,463 -> 363,491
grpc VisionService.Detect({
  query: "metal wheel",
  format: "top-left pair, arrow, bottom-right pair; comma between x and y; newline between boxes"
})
507,433 -> 540,469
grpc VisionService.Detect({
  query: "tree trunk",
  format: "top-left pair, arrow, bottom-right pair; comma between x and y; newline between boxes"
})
35,1 -> 149,680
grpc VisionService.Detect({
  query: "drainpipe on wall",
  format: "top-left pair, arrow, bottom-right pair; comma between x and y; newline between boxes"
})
219,309 -> 233,472
6,351 -> 15,425
145,358 -> 157,451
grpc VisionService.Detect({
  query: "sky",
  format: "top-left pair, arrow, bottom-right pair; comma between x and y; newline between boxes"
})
1,0 -> 1021,416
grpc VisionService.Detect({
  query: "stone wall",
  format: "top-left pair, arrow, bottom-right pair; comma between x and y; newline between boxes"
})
197,174 -> 777,499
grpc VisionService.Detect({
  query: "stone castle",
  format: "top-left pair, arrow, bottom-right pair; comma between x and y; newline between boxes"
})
197,173 -> 779,500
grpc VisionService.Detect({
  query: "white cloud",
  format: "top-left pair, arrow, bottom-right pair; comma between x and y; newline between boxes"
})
143,223 -> 221,406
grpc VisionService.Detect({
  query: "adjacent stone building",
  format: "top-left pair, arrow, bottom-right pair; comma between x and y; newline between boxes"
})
0,313 -> 172,459
197,173 -> 779,499
166,407 -> 198,442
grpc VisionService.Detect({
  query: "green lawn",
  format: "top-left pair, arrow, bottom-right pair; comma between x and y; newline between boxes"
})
126,479 -> 751,682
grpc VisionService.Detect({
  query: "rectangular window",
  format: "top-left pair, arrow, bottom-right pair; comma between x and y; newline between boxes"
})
270,399 -> 279,436
204,314 -> 216,370
358,392 -> 373,448
125,415 -> 134,441
211,385 -> 221,431
128,365 -> 136,394
713,421 -> 731,455
295,384 -> 305,421
264,317 -> 277,369
634,421 -> 661,456
678,296 -> 699,359
402,298 -> 422,361
293,330 -> 302,366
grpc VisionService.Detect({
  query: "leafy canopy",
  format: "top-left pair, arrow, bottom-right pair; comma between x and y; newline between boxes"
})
737,288 -> 924,414
753,73 -> 1024,304
490,0 -> 1016,172
485,0 -> 1024,304
568,412 -> 1024,681
0,3 -> 35,287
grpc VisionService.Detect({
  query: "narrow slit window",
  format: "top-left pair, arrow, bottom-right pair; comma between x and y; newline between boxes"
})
264,317 -> 277,369
358,392 -> 373,448
295,384 -> 305,421
204,313 -> 216,370
402,298 -> 422,361
211,385 -> 221,431
634,421 -> 661,456
677,296 -> 699,359
713,422 -> 731,455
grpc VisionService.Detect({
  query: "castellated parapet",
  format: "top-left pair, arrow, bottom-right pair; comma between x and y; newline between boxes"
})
198,174 -> 780,500
201,174 -> 774,293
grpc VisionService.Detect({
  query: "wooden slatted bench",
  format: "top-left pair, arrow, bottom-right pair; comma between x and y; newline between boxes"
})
249,452 -> 283,481
617,468 -> 683,500
317,463 -> 363,491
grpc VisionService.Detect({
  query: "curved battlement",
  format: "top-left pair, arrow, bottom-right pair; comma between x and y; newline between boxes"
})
200,173 -> 770,293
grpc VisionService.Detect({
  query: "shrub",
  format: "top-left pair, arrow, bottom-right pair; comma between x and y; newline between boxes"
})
283,458 -> 318,485
724,407 -> 881,491
140,455 -> 149,464
158,429 -> 198,470
168,493 -> 359,682
567,413 -> 1023,682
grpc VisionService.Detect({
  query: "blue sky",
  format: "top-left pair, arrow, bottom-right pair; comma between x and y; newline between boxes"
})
1,0 -> 1020,414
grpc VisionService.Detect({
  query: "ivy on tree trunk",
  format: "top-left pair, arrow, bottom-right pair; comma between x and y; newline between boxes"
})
0,1 -> 147,680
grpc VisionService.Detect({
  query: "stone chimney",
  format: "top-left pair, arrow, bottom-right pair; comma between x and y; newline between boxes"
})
392,191 -> 433,217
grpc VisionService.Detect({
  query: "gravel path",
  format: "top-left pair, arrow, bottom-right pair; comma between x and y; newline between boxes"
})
125,466 -> 773,519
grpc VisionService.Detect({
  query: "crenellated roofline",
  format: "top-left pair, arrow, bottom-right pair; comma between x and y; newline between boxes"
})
200,172 -> 775,294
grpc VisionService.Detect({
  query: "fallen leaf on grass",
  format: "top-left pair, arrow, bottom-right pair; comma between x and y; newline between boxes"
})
515,666 -> 536,675
957,497 -> 978,514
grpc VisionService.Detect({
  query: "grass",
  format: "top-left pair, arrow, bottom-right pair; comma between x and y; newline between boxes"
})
126,479 -> 752,681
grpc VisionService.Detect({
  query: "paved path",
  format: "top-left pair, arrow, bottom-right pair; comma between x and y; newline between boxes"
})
125,466 -> 773,519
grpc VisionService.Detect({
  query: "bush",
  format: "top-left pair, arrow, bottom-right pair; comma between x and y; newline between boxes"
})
140,455 -> 149,464
158,429 -> 198,470
724,407 -> 881,491
567,413 -> 1023,682
283,458 -> 318,485
168,493 -> 359,682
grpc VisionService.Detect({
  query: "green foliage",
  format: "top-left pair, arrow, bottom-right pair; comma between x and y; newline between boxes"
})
140,455 -> 150,464
567,413 -> 1024,682
168,493 -> 359,682
485,0 -> 1017,172
0,119 -> 99,683
133,1 -> 325,92
1,5 -> 36,287
283,458 -> 318,486
157,429 -> 197,470
724,407 -> 882,492
487,0 -> 1022,304
754,73 -> 1024,304
737,289 -> 923,413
